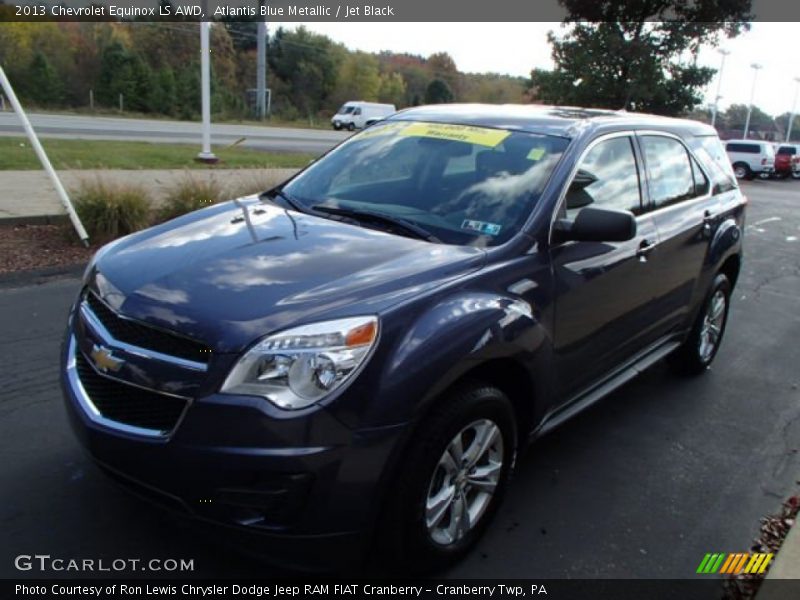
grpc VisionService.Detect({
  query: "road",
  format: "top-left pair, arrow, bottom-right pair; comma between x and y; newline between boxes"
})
0,112 -> 348,154
0,180 -> 798,579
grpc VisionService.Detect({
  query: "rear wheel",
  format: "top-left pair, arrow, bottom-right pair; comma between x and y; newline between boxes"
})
792,171 -> 800,180
732,162 -> 751,180
378,382 -> 517,573
670,273 -> 731,375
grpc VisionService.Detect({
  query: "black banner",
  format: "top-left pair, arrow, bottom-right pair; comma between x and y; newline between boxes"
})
1,0 -> 800,22
6,579 -> 800,600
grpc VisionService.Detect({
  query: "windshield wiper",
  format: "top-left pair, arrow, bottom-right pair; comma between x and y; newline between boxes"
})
261,188 -> 307,213
311,205 -> 442,243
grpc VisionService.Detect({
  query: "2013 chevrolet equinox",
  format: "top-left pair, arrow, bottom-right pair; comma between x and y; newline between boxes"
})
62,105 -> 745,572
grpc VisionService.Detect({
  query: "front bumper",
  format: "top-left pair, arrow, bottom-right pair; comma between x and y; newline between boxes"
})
61,327 -> 404,568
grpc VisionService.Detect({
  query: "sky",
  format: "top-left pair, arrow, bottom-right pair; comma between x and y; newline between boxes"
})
279,22 -> 800,117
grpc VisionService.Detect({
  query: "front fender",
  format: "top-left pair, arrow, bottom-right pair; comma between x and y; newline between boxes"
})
359,291 -> 549,428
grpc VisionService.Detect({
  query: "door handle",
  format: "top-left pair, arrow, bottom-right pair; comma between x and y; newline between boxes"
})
636,239 -> 656,262
703,210 -> 716,235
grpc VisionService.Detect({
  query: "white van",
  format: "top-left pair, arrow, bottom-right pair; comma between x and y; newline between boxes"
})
331,102 -> 396,131
724,139 -> 776,180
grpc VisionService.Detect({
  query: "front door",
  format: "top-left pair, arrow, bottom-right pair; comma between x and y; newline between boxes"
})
550,134 -> 664,399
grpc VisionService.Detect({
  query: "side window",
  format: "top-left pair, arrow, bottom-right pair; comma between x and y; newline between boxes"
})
353,108 -> 362,116
565,136 -> 642,219
690,156 -> 710,196
640,135 -> 696,209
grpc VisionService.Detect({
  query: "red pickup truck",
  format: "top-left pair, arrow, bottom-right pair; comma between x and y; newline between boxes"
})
775,144 -> 800,179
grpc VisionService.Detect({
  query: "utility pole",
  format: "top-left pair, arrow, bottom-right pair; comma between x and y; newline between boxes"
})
197,18 -> 217,163
710,49 -> 729,128
743,63 -> 763,139
256,19 -> 267,120
786,76 -> 800,142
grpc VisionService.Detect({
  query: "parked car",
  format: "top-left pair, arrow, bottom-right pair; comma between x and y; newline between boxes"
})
775,144 -> 800,179
724,139 -> 775,180
63,105 -> 745,572
331,101 -> 396,131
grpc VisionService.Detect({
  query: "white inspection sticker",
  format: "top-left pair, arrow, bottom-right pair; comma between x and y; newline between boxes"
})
462,219 -> 502,236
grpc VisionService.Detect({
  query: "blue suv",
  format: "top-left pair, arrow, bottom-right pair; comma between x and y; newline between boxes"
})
62,105 -> 745,571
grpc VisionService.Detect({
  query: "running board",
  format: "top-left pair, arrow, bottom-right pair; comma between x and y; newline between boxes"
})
535,340 -> 682,438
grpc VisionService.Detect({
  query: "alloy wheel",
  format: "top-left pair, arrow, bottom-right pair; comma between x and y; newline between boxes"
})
425,419 -> 504,546
698,289 -> 726,362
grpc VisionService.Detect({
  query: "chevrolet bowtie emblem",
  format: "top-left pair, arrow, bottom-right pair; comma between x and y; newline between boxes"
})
90,344 -> 123,373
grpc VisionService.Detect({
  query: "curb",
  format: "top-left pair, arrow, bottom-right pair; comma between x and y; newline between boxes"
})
0,262 -> 86,289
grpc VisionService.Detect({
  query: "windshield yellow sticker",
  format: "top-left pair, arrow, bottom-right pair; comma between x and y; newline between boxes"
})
399,122 -> 511,147
527,147 -> 546,160
355,121 -> 411,140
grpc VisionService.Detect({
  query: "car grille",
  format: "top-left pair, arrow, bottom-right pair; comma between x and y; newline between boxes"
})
75,350 -> 189,433
85,291 -> 211,364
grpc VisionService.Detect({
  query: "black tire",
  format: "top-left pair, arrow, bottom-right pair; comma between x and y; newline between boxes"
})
347,122 -> 356,132
792,171 -> 800,180
732,163 -> 751,181
332,121 -> 342,131
377,382 -> 517,573
670,273 -> 731,375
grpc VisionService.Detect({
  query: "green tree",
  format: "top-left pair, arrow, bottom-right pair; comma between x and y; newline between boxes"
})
378,72 -> 407,106
96,41 -> 137,109
336,52 -> 382,103
722,103 -> 776,137
268,26 -> 344,118
25,51 -> 64,106
425,78 -> 454,104
530,1 -> 752,115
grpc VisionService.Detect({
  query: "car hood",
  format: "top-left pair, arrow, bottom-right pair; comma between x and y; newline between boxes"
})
88,197 -> 486,353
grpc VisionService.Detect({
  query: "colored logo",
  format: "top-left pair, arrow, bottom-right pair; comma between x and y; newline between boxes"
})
90,344 -> 123,373
696,552 -> 773,575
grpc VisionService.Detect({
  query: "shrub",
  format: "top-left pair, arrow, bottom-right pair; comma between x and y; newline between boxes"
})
157,176 -> 223,222
73,179 -> 151,242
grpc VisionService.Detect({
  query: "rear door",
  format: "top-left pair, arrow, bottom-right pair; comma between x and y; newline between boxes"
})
637,133 -> 721,334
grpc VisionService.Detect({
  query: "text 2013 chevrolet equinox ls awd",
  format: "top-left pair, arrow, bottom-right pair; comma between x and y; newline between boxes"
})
62,105 -> 745,571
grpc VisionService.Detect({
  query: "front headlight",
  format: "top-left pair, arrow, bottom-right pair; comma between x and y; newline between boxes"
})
221,316 -> 379,410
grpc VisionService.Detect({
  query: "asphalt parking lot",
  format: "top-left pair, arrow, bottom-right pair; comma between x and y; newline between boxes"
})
0,179 -> 798,579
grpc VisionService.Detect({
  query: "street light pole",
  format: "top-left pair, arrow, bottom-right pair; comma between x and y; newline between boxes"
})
710,49 -> 730,128
786,76 -> 800,142
197,20 -> 217,163
743,63 -> 763,139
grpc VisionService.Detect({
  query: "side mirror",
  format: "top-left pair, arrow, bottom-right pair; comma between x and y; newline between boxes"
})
555,207 -> 637,243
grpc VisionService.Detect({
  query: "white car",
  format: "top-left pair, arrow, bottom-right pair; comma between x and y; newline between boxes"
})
331,102 -> 396,131
724,139 -> 775,180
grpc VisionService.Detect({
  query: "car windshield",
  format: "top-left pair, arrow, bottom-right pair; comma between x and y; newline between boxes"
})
282,120 -> 570,246
338,105 -> 355,115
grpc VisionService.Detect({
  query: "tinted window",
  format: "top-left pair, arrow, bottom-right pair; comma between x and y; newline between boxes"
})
777,146 -> 794,155
641,136 -> 696,208
726,143 -> 759,153
565,136 -> 642,219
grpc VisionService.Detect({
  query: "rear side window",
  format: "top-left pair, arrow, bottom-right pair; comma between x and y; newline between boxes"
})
565,136 -> 642,219
777,146 -> 794,155
726,143 -> 759,153
640,135 -> 697,209
695,135 -> 737,193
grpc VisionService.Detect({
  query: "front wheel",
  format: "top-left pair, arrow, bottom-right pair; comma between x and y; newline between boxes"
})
347,122 -> 356,131
792,171 -> 800,180
377,383 -> 517,573
670,273 -> 731,375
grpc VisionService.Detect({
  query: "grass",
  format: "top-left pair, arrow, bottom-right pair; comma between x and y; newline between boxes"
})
72,179 -> 152,242
0,137 -> 316,170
